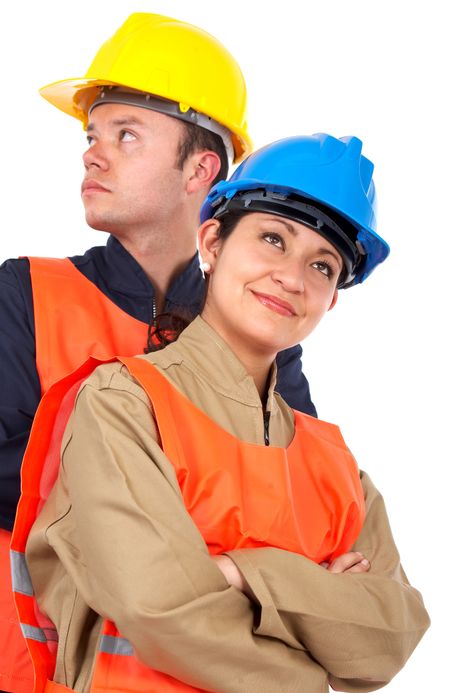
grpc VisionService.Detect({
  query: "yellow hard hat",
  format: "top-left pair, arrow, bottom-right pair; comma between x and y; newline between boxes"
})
39,13 -> 252,162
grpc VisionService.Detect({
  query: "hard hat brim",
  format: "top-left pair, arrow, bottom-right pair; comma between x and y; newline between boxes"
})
39,78 -> 117,126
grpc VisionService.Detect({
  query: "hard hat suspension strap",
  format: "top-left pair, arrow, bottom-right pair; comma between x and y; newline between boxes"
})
212,190 -> 366,288
89,87 -> 234,162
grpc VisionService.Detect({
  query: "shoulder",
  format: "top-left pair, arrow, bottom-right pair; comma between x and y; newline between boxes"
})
77,360 -> 153,407
0,257 -> 31,289
0,257 -> 34,326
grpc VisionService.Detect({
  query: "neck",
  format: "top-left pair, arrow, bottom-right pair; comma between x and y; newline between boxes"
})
115,222 -> 198,313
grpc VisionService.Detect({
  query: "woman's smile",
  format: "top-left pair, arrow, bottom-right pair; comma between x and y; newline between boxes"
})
250,290 -> 298,317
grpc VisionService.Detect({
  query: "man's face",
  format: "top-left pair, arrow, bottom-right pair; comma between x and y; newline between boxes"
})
81,103 -> 187,235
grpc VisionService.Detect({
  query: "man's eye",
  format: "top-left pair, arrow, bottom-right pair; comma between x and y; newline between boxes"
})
263,233 -> 284,249
86,135 -> 94,147
120,130 -> 136,142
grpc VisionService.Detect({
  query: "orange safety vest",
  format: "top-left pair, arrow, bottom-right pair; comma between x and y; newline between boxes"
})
11,354 -> 365,692
2,257 -> 149,693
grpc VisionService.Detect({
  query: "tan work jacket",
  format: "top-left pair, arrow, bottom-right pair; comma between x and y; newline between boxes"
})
26,317 -> 429,692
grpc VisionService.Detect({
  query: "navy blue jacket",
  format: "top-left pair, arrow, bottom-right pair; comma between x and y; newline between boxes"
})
0,236 -> 316,531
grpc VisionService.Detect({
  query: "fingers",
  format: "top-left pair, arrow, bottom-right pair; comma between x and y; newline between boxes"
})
326,551 -> 370,574
345,558 -> 371,574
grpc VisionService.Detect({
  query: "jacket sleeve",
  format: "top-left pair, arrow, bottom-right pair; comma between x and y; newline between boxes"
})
226,472 -> 430,691
0,259 -> 41,530
30,366 -> 323,693
276,344 -> 317,417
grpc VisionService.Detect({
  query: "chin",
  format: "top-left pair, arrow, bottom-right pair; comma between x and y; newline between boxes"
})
246,322 -> 298,354
85,213 -> 119,234
247,333 -> 293,357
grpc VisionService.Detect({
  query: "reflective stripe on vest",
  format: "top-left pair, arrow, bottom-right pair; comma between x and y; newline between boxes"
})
12,355 -> 365,692
11,359 -> 117,691
1,258 -> 150,693
99,635 -> 134,656
11,548 -> 34,595
0,528 -> 35,693
10,550 -> 58,644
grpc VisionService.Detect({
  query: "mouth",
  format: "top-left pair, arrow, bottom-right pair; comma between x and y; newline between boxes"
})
251,291 -> 297,317
81,180 -> 110,195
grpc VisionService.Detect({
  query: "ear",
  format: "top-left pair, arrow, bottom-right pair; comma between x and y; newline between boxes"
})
327,289 -> 339,312
197,219 -> 223,267
185,151 -> 221,194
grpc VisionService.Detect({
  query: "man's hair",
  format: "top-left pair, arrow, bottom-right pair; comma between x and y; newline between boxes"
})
177,121 -> 229,188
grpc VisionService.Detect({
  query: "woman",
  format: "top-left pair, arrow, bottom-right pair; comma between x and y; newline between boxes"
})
12,133 -> 429,693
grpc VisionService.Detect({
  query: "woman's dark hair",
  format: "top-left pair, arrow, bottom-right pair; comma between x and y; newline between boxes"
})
145,210 -> 246,352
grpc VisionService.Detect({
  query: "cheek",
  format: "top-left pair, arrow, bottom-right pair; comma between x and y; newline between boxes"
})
206,257 -> 247,315
230,246 -> 272,285
309,289 -> 336,323
210,238 -> 274,302
210,262 -> 239,302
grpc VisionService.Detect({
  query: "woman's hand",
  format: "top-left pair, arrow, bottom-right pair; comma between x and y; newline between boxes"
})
214,551 -> 370,588
321,551 -> 370,574
214,550 -> 370,596
211,554 -> 255,597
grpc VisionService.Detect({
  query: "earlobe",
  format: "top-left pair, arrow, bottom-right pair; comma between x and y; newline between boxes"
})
328,290 -> 339,311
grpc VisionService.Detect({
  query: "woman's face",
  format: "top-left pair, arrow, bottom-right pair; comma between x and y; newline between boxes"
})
199,212 -> 342,361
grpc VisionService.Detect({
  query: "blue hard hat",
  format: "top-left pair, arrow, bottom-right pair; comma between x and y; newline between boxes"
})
200,133 -> 390,288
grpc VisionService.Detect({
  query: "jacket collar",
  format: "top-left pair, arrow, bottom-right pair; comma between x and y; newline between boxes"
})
155,316 -> 278,411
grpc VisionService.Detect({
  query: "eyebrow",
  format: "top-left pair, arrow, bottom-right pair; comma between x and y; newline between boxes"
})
262,217 -> 297,235
317,247 -> 343,267
86,117 -> 147,132
263,216 -> 343,266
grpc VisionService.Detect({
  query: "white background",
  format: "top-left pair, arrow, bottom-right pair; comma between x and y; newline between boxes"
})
1,1 -> 448,690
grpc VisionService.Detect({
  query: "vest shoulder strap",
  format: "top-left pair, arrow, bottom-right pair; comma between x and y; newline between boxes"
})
28,257 -> 148,393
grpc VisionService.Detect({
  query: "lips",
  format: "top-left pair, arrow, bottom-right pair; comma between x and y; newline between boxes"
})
251,291 -> 297,317
81,179 -> 110,194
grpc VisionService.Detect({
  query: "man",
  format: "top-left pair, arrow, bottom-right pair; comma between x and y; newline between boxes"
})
0,12 -> 315,693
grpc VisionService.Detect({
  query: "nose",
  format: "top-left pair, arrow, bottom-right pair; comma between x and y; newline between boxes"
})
271,259 -> 305,293
82,141 -> 109,171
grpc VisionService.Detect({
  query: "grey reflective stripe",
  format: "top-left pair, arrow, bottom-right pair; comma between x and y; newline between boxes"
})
20,622 -> 58,643
10,550 -> 34,596
99,634 -> 134,656
20,623 -> 47,643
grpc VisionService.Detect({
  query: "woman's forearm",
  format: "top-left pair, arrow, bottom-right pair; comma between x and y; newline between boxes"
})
225,472 -> 430,690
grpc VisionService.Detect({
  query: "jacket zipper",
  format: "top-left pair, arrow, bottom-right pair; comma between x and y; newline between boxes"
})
263,411 -> 270,446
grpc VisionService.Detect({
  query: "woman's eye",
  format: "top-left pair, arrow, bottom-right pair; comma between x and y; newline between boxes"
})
263,233 -> 284,249
120,130 -> 136,142
312,261 -> 334,279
